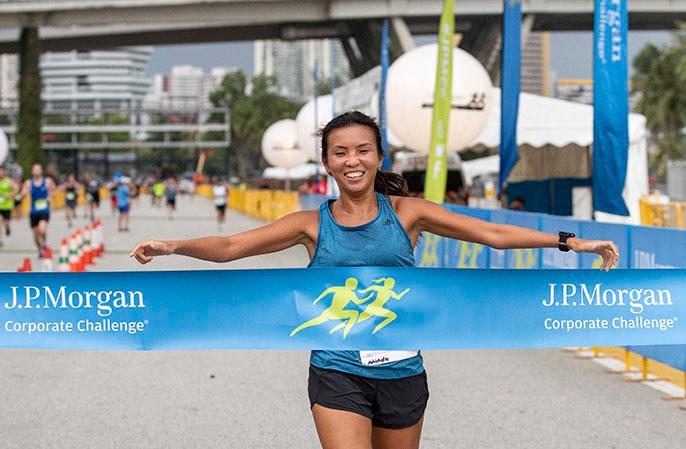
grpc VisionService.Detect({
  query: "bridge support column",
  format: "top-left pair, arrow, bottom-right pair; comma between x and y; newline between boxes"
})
339,17 -> 416,77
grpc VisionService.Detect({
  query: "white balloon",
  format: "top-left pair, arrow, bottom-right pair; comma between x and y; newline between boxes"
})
296,95 -> 334,161
261,119 -> 309,169
387,44 -> 493,154
0,129 -> 7,166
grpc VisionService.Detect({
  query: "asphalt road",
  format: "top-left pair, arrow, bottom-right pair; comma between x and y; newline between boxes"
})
0,195 -> 683,448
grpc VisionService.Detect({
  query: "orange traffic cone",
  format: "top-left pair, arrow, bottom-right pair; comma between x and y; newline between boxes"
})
69,234 -> 79,272
96,219 -> 105,256
58,238 -> 70,272
84,225 -> 94,265
17,257 -> 32,272
75,230 -> 85,272
92,220 -> 101,257
41,246 -> 54,272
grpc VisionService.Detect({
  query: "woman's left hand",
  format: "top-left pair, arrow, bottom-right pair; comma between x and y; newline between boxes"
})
568,238 -> 619,271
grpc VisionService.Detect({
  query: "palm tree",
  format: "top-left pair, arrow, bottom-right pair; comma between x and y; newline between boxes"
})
632,31 -> 686,179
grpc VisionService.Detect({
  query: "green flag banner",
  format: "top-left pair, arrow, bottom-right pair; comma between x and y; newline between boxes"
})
424,0 -> 454,203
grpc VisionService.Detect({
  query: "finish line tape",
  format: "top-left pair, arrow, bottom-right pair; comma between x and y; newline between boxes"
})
1,268 -> 684,350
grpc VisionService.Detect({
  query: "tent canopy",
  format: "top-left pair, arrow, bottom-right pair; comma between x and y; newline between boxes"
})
474,88 -> 646,148
467,88 -> 648,224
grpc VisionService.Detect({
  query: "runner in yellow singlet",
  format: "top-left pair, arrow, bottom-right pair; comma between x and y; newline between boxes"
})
0,167 -> 18,246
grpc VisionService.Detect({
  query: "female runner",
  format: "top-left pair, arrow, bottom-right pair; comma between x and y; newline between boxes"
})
130,111 -> 618,449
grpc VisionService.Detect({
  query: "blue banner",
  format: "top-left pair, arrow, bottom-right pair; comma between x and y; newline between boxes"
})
499,0 -> 522,192
630,225 -> 686,269
415,233 -> 447,268
593,0 -> 630,215
1,269 -> 685,350
445,206 -> 490,269
380,18 -> 392,171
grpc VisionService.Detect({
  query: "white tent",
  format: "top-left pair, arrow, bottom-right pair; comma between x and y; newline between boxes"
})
460,154 -> 499,186
469,88 -> 648,224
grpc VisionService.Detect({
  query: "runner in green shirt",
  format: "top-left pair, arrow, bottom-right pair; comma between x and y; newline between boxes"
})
0,167 -> 18,246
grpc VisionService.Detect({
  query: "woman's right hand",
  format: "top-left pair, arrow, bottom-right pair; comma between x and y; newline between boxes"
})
129,240 -> 174,264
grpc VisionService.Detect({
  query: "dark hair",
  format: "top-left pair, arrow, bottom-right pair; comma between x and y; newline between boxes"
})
319,111 -> 409,197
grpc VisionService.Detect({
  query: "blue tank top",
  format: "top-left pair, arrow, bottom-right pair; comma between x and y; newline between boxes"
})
116,184 -> 129,207
308,192 -> 424,379
30,178 -> 50,215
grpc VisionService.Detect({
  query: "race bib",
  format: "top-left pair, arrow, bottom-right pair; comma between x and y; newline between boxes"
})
34,199 -> 48,211
359,350 -> 419,366
214,197 -> 226,206
66,192 -> 76,201
85,193 -> 93,201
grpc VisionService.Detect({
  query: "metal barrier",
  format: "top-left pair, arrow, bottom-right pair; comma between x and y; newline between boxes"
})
640,196 -> 685,229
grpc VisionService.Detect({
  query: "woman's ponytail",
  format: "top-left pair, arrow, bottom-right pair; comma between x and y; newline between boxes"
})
374,170 -> 409,197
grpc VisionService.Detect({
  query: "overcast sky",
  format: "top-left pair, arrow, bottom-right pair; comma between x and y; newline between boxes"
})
146,30 -> 673,79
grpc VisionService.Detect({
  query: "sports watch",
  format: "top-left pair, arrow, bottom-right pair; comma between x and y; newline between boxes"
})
558,231 -> 576,252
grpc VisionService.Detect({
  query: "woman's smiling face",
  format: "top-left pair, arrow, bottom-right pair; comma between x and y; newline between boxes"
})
323,124 -> 382,195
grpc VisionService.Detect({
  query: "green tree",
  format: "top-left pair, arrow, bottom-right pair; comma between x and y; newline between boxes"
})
632,31 -> 686,179
209,71 -> 304,178
16,27 -> 42,177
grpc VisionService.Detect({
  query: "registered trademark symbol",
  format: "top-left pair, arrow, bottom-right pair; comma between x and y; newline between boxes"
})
144,320 -> 149,325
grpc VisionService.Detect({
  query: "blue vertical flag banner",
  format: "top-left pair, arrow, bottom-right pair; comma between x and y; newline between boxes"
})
499,0 -> 522,193
380,18 -> 392,171
593,0 -> 630,216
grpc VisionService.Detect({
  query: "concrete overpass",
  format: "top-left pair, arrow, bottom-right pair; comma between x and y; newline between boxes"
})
0,0 -> 683,52
1,0 -> 684,77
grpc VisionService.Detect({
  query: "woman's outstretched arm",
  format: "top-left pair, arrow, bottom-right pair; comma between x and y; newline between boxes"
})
130,210 -> 316,264
398,197 -> 619,271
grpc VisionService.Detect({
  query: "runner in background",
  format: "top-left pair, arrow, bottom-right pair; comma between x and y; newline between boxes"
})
61,174 -> 81,228
152,179 -> 165,208
0,166 -> 18,246
21,164 -> 55,256
116,176 -> 135,232
165,177 -> 178,220
108,173 -> 121,215
12,174 -> 23,218
212,177 -> 228,230
84,172 -> 101,221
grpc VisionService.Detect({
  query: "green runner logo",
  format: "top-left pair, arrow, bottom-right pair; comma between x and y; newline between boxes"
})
290,277 -> 411,339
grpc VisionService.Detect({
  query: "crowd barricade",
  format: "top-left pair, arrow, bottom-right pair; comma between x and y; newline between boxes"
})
640,197 -> 686,229
227,189 -> 300,221
297,194 -> 686,382
194,184 -> 213,199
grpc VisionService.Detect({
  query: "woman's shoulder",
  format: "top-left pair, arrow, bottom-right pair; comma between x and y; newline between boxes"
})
388,195 -> 426,211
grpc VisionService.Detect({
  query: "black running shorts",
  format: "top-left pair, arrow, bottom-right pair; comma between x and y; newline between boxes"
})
30,213 -> 50,228
308,365 -> 429,429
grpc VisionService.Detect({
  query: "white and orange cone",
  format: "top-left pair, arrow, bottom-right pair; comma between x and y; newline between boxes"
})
83,225 -> 94,266
69,233 -> 79,272
41,246 -> 54,272
58,238 -> 70,272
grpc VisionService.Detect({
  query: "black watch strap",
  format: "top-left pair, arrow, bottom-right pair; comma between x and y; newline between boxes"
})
558,231 -> 575,252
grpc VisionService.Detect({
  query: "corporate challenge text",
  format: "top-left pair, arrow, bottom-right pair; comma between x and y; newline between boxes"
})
3,285 -> 148,335
542,283 -> 678,332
